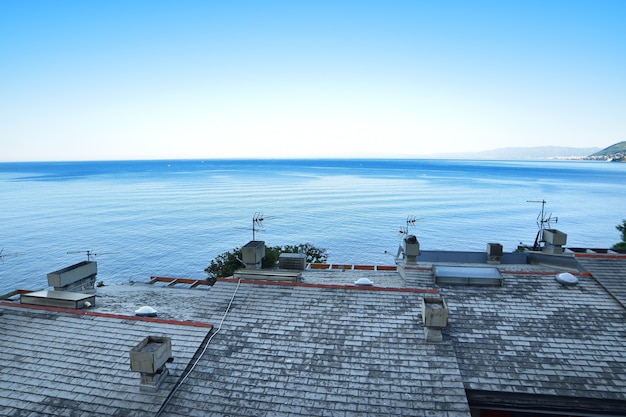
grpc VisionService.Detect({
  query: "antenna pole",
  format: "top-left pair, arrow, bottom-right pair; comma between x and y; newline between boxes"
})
66,249 -> 115,261
527,199 -> 551,244
540,200 -> 546,241
252,212 -> 267,241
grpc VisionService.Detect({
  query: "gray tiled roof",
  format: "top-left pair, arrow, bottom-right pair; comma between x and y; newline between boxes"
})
576,255 -> 626,308
159,282 -> 470,417
0,304 -> 210,417
435,268 -> 626,407
393,262 -> 626,413
2,257 -> 626,416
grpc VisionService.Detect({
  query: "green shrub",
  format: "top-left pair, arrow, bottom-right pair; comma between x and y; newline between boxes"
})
204,242 -> 327,282
613,220 -> 626,250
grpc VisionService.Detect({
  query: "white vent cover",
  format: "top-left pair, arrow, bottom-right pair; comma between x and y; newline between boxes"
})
354,278 -> 373,286
135,306 -> 158,317
556,272 -> 578,286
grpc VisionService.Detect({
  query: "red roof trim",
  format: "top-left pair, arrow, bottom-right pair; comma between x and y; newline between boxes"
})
574,253 -> 626,259
0,301 -> 213,328
499,270 -> 592,276
216,278 -> 439,293
402,266 -> 433,271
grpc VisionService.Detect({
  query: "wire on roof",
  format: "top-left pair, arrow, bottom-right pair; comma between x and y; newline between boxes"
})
154,278 -> 242,417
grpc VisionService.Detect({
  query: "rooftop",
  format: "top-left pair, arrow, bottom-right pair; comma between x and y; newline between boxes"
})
1,250 -> 626,416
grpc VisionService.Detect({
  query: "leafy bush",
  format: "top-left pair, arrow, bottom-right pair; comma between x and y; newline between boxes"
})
204,247 -> 243,284
204,242 -> 327,282
613,220 -> 626,250
280,243 -> 328,264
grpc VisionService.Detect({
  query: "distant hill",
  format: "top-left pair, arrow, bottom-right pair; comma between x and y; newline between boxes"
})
586,141 -> 626,162
431,146 -> 602,160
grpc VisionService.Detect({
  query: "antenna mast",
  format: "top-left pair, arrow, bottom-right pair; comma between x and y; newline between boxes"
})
235,213 -> 274,240
67,250 -> 114,261
399,215 -> 419,238
251,212 -> 275,241
396,215 -> 421,263
252,213 -> 264,241
0,248 -> 20,263
527,199 -> 558,248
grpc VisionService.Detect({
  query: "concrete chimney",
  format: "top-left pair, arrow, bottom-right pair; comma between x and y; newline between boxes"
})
421,297 -> 448,343
241,241 -> 265,269
47,261 -> 98,293
129,336 -> 173,392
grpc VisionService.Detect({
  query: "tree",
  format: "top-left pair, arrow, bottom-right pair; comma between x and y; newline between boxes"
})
613,220 -> 626,250
280,243 -> 328,264
204,242 -> 327,283
204,247 -> 243,284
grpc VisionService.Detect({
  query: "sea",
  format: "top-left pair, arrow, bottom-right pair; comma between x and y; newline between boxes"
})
1,159 -> 625,294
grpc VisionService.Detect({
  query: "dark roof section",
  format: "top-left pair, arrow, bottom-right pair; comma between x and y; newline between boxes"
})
575,254 -> 626,309
439,269 -> 626,413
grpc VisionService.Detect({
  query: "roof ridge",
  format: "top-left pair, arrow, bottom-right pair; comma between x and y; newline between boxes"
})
216,277 -> 439,293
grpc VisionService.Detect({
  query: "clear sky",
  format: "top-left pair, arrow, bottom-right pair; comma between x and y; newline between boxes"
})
1,1 -> 625,161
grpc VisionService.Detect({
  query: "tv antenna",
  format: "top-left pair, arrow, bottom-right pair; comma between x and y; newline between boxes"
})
527,199 -> 558,248
236,212 -> 275,241
0,248 -> 20,263
398,215 -> 421,237
67,250 -> 114,261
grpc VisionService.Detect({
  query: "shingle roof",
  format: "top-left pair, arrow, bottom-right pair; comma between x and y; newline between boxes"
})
404,262 -> 626,414
575,254 -> 626,308
2,257 -> 626,416
445,272 -> 626,400
160,282 -> 470,417
0,303 -> 210,417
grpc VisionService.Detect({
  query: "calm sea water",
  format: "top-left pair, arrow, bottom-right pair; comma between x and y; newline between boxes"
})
1,159 -> 625,294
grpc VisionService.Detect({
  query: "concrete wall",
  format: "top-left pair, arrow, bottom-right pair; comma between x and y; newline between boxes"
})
414,250 -> 527,265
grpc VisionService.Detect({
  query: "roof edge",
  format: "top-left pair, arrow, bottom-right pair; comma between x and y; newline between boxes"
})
0,301 -> 213,328
467,389 -> 626,415
216,277 -> 439,293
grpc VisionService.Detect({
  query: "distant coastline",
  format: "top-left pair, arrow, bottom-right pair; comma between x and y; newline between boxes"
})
3,142 -> 626,163
583,141 -> 626,162
428,145 -> 601,160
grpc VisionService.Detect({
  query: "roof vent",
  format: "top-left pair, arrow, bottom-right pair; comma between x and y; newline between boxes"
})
135,306 -> 158,317
279,253 -> 306,270
556,272 -> 578,287
398,235 -> 420,264
542,229 -> 568,254
354,278 -> 373,286
130,336 -> 172,392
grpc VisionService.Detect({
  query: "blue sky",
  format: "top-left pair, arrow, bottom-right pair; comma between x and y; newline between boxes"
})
1,1 -> 624,161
